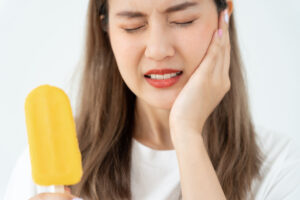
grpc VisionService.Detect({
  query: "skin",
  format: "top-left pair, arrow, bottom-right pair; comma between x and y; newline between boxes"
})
170,8 -> 232,199
30,0 -> 233,198
108,0 -> 233,198
29,186 -> 78,200
108,0 -> 232,150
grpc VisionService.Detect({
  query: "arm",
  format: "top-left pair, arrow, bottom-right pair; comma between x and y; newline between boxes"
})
168,8 -> 231,200
171,128 -> 226,200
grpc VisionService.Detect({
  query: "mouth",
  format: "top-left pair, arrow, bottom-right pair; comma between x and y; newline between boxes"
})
144,71 -> 183,88
144,71 -> 183,80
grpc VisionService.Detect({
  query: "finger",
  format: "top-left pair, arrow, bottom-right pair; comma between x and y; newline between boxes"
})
219,9 -> 229,32
216,8 -> 228,50
200,29 -> 222,76
222,9 -> 231,76
223,37 -> 231,77
64,186 -> 71,195
212,9 -> 227,76
198,9 -> 229,77
214,9 -> 231,78
29,193 -> 76,200
29,192 -> 81,200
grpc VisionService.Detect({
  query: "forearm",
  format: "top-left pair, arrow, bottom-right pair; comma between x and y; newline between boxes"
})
171,128 -> 226,200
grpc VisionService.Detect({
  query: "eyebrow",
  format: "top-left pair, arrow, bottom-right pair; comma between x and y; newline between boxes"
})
115,1 -> 199,19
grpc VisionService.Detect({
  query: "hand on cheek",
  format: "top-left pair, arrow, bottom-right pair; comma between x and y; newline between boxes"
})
169,9 -> 231,136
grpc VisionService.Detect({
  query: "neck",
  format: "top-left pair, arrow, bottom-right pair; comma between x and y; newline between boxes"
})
133,98 -> 174,150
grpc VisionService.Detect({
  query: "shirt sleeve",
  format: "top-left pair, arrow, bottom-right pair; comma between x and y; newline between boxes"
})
3,146 -> 38,200
264,139 -> 300,200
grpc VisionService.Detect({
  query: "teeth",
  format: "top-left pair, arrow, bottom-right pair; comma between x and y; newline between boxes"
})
150,74 -> 156,79
164,74 -> 171,79
159,74 -> 164,79
148,72 -> 181,80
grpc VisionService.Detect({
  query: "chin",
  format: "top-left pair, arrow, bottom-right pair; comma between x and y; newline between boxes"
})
146,93 -> 178,110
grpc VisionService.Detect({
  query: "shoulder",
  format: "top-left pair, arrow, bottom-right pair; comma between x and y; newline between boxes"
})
254,125 -> 300,167
4,146 -> 38,200
250,125 -> 300,200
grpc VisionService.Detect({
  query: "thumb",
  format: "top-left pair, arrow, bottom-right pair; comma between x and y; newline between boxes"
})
64,186 -> 71,195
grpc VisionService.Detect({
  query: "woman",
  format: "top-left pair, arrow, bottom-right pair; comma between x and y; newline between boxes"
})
4,0 -> 300,199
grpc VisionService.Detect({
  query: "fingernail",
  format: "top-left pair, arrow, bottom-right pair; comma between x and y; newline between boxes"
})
218,29 -> 223,37
72,198 -> 83,200
224,9 -> 229,24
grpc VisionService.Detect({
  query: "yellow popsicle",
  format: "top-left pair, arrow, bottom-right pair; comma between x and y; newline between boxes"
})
24,84 -> 82,186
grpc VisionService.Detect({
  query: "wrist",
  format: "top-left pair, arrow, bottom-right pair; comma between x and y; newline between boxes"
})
170,117 -> 206,132
170,126 -> 204,147
170,120 -> 205,136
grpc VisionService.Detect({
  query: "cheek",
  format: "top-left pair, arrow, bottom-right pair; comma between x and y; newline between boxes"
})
110,30 -> 137,67
176,15 -> 218,73
109,29 -> 141,93
176,22 -> 216,70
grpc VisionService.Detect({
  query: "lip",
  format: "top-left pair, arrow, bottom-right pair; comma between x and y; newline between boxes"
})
144,71 -> 183,88
144,68 -> 182,75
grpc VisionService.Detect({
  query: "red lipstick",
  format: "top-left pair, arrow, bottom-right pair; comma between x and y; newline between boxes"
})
144,69 -> 183,88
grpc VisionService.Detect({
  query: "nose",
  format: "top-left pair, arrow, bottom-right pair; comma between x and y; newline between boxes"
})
144,25 -> 175,61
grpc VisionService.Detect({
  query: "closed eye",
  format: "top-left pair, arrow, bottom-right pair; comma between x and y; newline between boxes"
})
123,20 -> 195,33
124,25 -> 145,32
173,20 -> 195,26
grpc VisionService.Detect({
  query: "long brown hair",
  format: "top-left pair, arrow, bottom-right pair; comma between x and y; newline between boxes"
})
70,0 -> 265,199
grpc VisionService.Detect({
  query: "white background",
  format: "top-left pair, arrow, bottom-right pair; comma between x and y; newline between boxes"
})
1,0 -> 299,198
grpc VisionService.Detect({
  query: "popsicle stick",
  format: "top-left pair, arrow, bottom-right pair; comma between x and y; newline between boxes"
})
36,185 -> 65,193
54,185 -> 65,193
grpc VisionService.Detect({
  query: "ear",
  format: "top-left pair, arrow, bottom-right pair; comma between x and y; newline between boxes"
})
226,0 -> 234,17
100,15 -> 109,34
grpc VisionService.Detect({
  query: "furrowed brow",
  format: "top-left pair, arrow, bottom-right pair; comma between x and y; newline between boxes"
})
115,1 -> 198,19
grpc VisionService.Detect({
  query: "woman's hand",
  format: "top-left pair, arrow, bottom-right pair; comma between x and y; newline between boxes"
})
29,186 -> 82,200
169,9 -> 231,136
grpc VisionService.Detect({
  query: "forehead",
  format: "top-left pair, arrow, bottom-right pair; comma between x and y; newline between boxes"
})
108,0 -> 201,15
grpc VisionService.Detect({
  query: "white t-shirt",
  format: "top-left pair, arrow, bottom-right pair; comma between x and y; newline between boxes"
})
4,126 -> 300,200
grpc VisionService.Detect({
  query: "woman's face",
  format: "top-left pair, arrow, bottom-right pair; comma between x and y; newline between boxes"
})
108,0 -> 219,109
